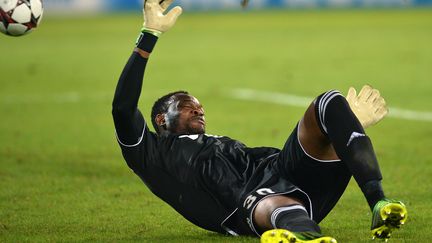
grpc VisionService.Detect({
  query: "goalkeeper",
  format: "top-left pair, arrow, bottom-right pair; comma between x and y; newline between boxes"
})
112,1 -> 408,242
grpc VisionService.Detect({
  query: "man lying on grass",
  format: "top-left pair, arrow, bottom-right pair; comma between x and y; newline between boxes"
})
112,0 -> 408,242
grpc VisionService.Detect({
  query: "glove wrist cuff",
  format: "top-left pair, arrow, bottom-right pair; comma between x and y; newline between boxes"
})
135,31 -> 158,53
142,27 -> 162,37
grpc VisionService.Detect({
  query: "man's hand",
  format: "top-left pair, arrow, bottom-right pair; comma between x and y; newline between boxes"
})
143,0 -> 183,36
346,85 -> 389,129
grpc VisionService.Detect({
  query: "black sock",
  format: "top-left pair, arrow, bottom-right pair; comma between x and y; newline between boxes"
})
270,205 -> 321,234
360,180 -> 386,210
347,135 -> 386,210
316,90 -> 385,210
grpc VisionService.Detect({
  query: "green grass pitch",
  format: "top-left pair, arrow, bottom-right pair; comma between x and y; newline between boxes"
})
1,8 -> 431,242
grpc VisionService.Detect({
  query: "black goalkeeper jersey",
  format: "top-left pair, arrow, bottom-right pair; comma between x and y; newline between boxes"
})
117,124 -> 280,234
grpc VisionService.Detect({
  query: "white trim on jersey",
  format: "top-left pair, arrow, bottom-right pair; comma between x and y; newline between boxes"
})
115,125 -> 146,147
220,208 -> 240,236
270,205 -> 308,228
296,123 -> 341,163
178,134 -> 224,140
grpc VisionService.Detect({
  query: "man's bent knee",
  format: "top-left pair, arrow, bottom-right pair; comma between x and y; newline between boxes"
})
253,195 -> 304,232
299,91 -> 342,161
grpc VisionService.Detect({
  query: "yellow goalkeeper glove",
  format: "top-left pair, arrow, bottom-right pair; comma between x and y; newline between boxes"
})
142,0 -> 183,37
346,85 -> 389,129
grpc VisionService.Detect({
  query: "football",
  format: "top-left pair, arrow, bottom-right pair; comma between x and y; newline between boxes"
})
0,0 -> 43,36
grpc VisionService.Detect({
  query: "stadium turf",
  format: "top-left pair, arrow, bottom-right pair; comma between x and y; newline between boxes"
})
0,8 -> 431,242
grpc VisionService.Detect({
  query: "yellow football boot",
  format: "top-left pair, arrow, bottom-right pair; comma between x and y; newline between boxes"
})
371,199 -> 408,241
261,229 -> 337,243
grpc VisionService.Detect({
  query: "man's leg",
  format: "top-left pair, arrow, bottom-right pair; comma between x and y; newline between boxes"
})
254,196 -> 336,243
300,90 -> 385,209
299,90 -> 407,240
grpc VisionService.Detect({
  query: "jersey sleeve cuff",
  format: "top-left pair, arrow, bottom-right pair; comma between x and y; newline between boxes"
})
136,32 -> 159,53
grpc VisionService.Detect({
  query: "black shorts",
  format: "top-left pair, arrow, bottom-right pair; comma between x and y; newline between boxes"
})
222,124 -> 351,236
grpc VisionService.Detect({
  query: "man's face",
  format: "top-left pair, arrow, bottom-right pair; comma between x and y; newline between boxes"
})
163,94 -> 205,134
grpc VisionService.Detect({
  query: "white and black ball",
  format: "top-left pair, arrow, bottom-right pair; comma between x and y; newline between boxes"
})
0,0 -> 43,36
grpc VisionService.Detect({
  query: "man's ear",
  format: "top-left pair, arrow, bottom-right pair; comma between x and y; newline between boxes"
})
155,114 -> 166,127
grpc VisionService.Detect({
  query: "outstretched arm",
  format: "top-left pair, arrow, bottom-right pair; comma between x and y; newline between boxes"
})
112,0 -> 182,145
112,33 -> 156,145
